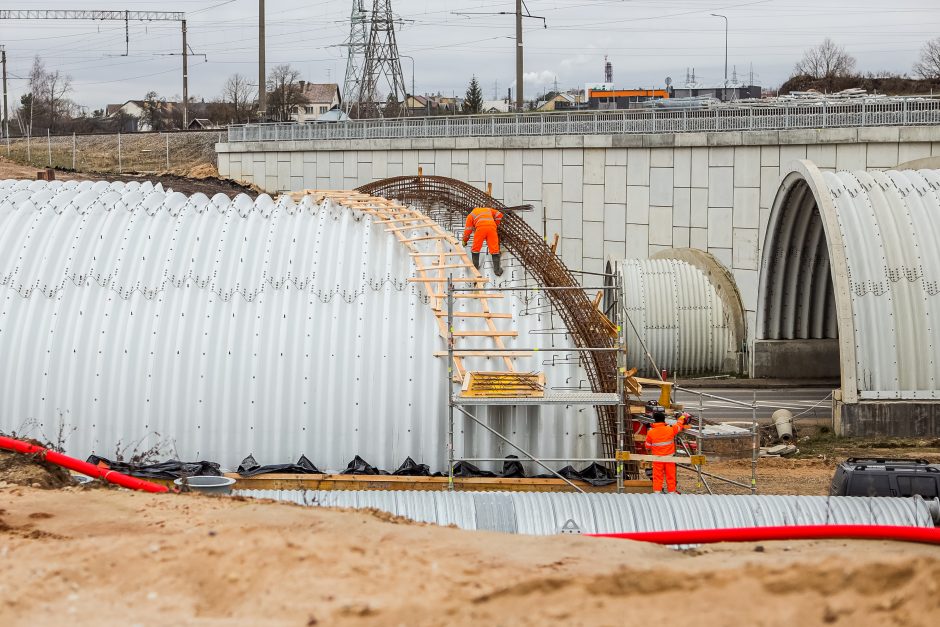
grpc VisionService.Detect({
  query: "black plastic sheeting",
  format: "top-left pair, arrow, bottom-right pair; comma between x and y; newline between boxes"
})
85,455 -> 221,479
83,453 -> 614,486
237,454 -> 321,477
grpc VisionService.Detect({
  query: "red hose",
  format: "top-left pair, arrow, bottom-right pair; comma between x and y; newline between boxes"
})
589,525 -> 940,546
0,436 -> 169,493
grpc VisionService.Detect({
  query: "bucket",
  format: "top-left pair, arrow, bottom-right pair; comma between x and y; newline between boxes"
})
173,476 -> 236,495
772,409 -> 794,442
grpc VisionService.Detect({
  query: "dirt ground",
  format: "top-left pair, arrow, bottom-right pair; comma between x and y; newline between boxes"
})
0,157 -> 258,198
0,483 -> 938,627
682,434 -> 940,495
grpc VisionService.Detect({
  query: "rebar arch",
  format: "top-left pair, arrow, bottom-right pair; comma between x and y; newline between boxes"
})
356,175 -> 635,464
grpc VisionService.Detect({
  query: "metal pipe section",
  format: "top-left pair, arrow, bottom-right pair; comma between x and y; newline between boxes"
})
234,490 -> 939,534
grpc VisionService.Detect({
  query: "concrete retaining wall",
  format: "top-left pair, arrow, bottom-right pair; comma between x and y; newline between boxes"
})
838,401 -> 940,437
216,125 -> 940,347
752,339 -> 841,379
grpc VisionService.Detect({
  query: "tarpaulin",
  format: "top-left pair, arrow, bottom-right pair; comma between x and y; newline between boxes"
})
237,454 -> 322,477
85,455 -> 221,479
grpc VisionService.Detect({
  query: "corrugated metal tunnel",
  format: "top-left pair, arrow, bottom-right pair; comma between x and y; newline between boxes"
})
0,179 -> 601,471
756,160 -> 940,435
614,254 -> 743,377
236,490 -> 940,534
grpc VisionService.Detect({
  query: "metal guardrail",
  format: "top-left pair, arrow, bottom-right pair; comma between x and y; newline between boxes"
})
227,98 -> 940,143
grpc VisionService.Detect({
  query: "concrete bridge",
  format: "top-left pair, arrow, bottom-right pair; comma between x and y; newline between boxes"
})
217,106 -> 940,349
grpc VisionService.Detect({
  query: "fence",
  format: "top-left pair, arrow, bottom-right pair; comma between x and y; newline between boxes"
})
228,97 -> 940,143
2,131 -> 222,175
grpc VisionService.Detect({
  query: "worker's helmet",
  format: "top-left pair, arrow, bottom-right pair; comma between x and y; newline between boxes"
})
652,411 -> 666,423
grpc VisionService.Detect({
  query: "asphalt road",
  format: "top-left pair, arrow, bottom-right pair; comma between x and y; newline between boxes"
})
643,387 -> 834,425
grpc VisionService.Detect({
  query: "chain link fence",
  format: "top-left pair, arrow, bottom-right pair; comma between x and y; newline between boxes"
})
2,131 -> 222,175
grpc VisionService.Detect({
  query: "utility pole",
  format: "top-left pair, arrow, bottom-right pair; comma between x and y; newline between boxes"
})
1,46 -> 7,140
182,19 -> 188,127
258,0 -> 266,119
515,0 -> 523,112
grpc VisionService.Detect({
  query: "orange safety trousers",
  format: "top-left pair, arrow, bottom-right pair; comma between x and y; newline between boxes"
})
470,226 -> 499,254
651,462 -> 678,493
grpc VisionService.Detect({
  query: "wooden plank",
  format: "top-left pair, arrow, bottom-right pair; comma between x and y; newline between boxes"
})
431,311 -> 513,319
452,330 -> 518,337
225,473 -> 652,493
615,452 -> 707,465
429,292 -> 504,299
408,277 -> 489,283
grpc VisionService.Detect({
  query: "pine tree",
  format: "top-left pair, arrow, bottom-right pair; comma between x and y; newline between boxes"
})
463,76 -> 483,114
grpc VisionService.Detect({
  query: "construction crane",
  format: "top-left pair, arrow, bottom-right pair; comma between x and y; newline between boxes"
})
0,10 -> 193,126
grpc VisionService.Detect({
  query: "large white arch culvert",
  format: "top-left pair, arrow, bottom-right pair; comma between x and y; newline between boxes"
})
757,160 -> 940,436
0,179 -> 601,471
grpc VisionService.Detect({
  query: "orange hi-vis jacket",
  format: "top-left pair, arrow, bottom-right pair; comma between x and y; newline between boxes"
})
463,207 -> 504,254
644,417 -> 690,457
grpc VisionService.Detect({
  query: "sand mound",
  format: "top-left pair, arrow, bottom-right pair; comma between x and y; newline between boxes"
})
1,485 -> 938,625
185,163 -> 221,179
0,448 -> 73,489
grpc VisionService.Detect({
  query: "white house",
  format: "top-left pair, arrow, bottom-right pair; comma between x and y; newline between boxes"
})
294,83 -> 342,123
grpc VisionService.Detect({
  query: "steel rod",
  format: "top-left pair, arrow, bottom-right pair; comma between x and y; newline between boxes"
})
676,464 -> 751,490
446,275 -> 455,491
453,405 -> 585,494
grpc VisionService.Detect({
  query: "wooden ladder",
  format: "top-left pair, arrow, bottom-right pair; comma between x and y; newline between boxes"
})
294,189 -> 533,385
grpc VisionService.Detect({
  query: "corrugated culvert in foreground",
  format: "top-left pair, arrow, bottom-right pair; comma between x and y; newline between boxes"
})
234,490 -> 938,534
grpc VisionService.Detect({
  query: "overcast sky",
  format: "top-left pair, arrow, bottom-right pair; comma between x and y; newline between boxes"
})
3,0 -> 937,110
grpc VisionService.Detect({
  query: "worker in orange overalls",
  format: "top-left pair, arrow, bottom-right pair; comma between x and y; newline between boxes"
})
462,205 -> 504,276
645,411 -> 691,493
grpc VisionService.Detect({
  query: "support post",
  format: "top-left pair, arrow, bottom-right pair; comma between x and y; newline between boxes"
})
46,129 -> 51,167
165,133 -> 170,170
117,132 -> 122,173
751,391 -> 758,494
72,132 -> 76,170
446,274 -> 455,491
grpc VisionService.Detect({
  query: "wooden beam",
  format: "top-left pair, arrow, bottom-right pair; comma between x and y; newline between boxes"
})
408,277 -> 489,283
452,330 -> 518,337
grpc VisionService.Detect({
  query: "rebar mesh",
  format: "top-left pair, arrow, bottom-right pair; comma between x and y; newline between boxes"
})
356,175 -> 636,470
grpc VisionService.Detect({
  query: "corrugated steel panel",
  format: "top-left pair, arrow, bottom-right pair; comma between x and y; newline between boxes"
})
758,163 -> 940,401
0,179 -> 600,473
233,489 -> 938,533
619,258 -> 734,375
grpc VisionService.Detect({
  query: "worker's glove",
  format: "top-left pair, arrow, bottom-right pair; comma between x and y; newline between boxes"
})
462,239 -> 469,246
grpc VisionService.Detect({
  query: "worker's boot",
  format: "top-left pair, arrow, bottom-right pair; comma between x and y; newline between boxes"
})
492,254 -> 504,277
471,252 -> 481,270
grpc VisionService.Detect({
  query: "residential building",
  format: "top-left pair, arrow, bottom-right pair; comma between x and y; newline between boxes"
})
294,82 -> 342,122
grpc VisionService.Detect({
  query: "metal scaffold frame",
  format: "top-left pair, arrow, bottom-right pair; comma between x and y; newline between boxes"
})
444,276 -> 633,495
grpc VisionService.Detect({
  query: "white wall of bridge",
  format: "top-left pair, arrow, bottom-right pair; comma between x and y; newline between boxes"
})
216,125 -> 940,345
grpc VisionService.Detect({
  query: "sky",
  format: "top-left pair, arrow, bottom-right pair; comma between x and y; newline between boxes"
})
1,0 -> 937,111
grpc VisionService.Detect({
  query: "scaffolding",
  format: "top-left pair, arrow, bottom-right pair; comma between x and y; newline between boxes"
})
444,277 -> 638,494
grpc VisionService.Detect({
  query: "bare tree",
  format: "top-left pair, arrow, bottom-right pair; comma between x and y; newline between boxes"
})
221,73 -> 256,123
794,38 -> 856,80
265,65 -> 303,122
26,56 -> 74,134
914,37 -> 940,80
140,91 -> 168,131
